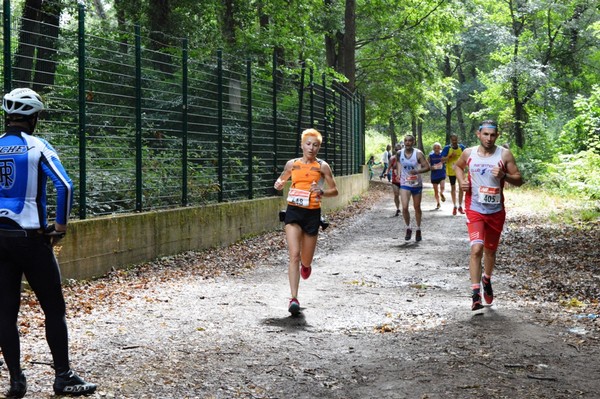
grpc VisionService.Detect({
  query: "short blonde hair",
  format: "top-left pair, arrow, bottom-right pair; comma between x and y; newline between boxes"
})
433,142 -> 442,150
301,128 -> 323,144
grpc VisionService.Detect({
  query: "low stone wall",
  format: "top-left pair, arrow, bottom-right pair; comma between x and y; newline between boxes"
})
57,168 -> 369,280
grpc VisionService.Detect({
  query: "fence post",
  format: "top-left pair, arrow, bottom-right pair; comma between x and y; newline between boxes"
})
322,73 -> 328,161
181,38 -> 188,205
336,92 -> 344,175
361,94 -> 366,168
332,90 -> 337,172
77,3 -> 86,219
345,95 -> 349,175
134,25 -> 142,212
272,49 -> 278,179
217,49 -> 223,202
348,94 -> 356,175
355,95 -> 362,173
309,67 -> 314,127
353,95 -> 358,173
246,59 -> 253,199
2,0 -> 11,93
295,61 -> 306,158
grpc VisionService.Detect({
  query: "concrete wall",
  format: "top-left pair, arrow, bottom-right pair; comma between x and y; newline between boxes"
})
57,168 -> 369,280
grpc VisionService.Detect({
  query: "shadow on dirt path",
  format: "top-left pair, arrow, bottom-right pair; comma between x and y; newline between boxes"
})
5,183 -> 599,398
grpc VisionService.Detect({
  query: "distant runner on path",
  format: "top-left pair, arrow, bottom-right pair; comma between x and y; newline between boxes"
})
396,135 -> 430,242
388,143 -> 403,217
441,134 -> 466,215
274,128 -> 338,316
454,120 -> 523,311
429,142 -> 446,210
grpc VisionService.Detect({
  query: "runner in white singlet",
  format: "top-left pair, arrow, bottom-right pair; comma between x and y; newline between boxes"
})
396,135 -> 430,242
454,120 -> 523,311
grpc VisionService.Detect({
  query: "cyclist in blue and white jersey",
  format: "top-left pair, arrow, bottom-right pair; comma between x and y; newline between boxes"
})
0,88 -> 96,397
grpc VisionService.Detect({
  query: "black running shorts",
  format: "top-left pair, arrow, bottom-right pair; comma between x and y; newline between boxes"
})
284,205 -> 321,236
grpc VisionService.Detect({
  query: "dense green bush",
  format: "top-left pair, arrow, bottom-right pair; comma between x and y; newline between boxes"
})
559,85 -> 600,154
542,150 -> 600,200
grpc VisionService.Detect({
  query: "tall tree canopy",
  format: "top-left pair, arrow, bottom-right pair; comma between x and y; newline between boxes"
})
7,0 -> 600,155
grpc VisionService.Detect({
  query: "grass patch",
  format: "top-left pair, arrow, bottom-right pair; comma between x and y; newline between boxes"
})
505,186 -> 599,226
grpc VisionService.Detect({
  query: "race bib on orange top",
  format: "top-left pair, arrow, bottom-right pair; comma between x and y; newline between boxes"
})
287,188 -> 311,207
478,186 -> 501,204
406,174 -> 419,186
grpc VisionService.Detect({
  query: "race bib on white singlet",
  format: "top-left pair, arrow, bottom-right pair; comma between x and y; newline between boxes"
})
287,188 -> 311,207
406,174 -> 419,186
478,186 -> 501,204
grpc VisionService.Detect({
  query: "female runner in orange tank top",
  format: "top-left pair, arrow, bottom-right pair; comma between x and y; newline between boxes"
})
274,128 -> 338,315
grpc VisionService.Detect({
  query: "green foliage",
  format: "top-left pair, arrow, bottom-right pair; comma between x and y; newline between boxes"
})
510,115 -> 558,178
542,150 -> 600,200
364,129 -> 390,163
559,85 -> 600,154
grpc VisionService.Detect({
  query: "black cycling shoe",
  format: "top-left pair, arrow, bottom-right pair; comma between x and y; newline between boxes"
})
7,372 -> 27,398
53,370 -> 97,396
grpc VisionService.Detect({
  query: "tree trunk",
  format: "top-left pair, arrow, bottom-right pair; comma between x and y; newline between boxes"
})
510,64 -> 526,148
455,50 -> 467,140
456,102 -> 466,142
148,0 -> 174,73
219,0 -> 243,112
13,0 -> 43,85
114,0 -> 136,54
324,0 -> 338,70
416,118 -> 424,152
510,5 -> 525,148
32,0 -> 63,93
325,34 -> 337,70
445,102 -> 452,144
443,55 -> 453,144
388,118 -> 396,148
92,0 -> 106,19
342,0 -> 356,92
221,0 -> 236,49
513,94 -> 527,148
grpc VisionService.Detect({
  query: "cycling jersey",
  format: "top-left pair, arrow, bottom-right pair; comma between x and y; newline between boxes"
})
0,127 -> 73,229
0,125 -> 74,380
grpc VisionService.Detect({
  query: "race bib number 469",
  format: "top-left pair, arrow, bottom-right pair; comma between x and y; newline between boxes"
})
478,186 -> 500,204
406,174 -> 419,186
287,188 -> 311,207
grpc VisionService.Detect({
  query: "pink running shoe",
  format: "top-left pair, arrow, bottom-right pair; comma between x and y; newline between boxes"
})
300,263 -> 312,280
482,276 -> 494,305
288,298 -> 300,315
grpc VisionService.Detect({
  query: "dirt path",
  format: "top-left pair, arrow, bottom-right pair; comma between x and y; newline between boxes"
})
5,183 -> 600,398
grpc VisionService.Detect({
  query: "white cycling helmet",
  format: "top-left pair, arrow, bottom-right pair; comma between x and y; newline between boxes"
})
2,88 -> 44,115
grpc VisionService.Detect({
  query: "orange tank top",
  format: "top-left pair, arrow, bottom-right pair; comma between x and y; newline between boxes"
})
287,159 -> 323,209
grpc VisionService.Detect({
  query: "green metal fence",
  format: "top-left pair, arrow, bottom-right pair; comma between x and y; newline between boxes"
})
1,1 -> 365,220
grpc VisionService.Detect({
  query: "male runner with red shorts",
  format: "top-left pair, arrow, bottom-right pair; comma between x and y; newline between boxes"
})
454,120 -> 523,310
